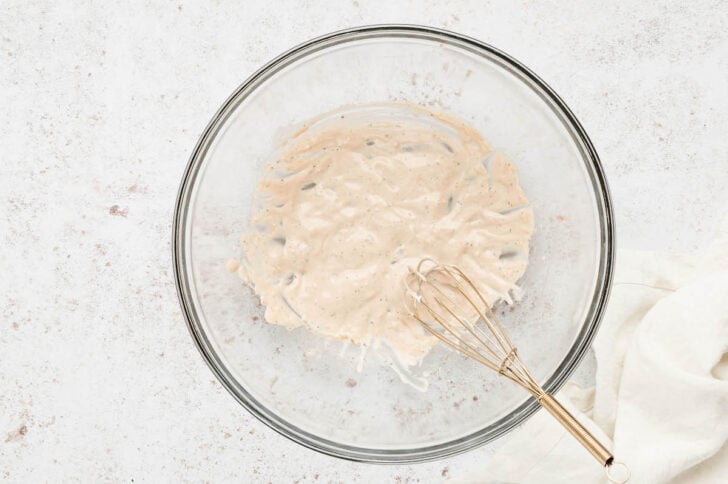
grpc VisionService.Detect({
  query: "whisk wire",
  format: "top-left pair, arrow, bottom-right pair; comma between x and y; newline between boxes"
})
416,315 -> 532,390
408,261 -> 544,397
405,259 -> 627,482
416,298 -> 502,369
450,265 -> 516,353
434,296 -> 506,364
417,264 -> 510,361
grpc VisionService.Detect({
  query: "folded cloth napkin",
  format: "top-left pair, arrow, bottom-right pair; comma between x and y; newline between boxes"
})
458,230 -> 728,483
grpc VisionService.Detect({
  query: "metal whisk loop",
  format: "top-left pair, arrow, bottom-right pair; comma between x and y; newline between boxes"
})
405,259 -> 629,483
497,348 -> 517,376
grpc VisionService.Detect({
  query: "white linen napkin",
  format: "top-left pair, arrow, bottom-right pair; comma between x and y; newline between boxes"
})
457,229 -> 728,483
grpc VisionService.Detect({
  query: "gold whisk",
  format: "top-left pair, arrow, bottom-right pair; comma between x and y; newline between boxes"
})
405,259 -> 629,484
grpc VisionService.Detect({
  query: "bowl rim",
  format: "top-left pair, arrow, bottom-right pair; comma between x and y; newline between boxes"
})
172,24 -> 615,464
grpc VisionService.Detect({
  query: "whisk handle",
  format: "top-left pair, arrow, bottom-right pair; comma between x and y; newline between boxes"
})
539,393 -> 613,466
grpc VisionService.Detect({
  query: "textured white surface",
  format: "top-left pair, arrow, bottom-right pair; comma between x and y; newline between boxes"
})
1,1 -> 726,482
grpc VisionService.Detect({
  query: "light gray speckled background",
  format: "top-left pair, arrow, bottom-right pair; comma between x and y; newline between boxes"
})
1,1 -> 726,482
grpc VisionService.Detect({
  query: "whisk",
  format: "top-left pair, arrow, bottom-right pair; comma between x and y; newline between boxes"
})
405,259 -> 629,483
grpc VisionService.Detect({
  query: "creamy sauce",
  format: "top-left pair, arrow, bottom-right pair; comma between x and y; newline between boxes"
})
236,103 -> 533,366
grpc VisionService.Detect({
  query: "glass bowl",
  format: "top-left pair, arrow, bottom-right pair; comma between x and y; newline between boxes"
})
172,25 -> 614,463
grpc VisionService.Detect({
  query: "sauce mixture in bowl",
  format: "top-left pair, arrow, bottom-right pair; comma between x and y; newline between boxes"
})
233,103 -> 534,367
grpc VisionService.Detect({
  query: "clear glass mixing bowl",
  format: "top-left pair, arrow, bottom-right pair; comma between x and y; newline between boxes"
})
172,25 -> 614,463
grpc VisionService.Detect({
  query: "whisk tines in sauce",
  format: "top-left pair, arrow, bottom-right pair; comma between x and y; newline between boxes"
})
404,258 -> 630,484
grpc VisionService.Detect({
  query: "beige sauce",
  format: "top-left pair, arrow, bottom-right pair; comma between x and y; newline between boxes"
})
236,103 -> 533,366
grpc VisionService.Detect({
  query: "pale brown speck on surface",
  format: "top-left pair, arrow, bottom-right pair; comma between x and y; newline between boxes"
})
109,205 -> 128,217
441,466 -> 450,478
345,378 -> 357,387
127,184 -> 147,193
5,424 -> 27,442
